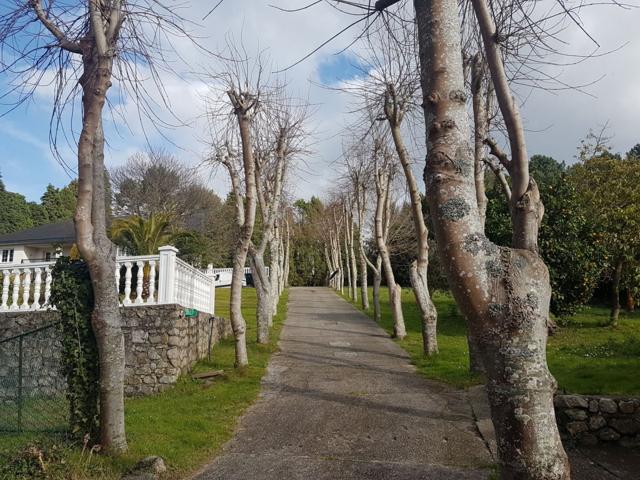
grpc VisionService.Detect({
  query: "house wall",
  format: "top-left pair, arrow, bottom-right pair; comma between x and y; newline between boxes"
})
0,244 -> 73,265
0,246 -> 27,265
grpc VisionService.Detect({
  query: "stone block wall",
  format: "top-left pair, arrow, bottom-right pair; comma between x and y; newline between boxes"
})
555,394 -> 640,448
0,310 -> 60,342
0,305 -> 232,398
122,305 -> 232,396
0,321 -> 65,409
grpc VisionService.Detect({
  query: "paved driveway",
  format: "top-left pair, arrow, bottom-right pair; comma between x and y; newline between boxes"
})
193,287 -> 493,480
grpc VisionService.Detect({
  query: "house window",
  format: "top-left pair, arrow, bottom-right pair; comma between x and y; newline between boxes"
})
1,249 -> 14,263
45,252 -> 52,261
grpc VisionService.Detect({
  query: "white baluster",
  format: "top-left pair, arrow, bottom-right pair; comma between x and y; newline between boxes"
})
1,270 -> 9,310
148,260 -> 156,303
115,263 -> 121,296
32,268 -> 42,310
44,267 -> 52,307
11,269 -> 20,310
135,261 -> 144,304
21,267 -> 32,310
123,262 -> 133,305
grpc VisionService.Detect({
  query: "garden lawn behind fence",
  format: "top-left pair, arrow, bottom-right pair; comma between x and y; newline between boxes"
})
0,287 -> 288,479
343,288 -> 640,396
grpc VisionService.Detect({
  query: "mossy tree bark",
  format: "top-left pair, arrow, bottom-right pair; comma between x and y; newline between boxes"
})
414,0 -> 570,477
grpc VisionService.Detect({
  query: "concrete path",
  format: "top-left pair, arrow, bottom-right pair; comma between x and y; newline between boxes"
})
194,287 -> 493,480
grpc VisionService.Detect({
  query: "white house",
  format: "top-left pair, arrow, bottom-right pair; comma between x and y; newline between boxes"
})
0,220 -> 75,265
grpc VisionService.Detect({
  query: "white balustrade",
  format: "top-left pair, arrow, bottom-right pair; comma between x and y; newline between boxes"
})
0,246 -> 215,314
0,263 -> 54,311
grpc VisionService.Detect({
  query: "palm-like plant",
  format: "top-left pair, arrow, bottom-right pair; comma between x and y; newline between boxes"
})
110,213 -> 187,255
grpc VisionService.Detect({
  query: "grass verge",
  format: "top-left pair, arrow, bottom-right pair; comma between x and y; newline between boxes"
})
342,287 -> 640,395
0,287 -> 288,479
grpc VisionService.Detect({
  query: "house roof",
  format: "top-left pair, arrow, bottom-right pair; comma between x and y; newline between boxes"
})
0,220 -> 76,247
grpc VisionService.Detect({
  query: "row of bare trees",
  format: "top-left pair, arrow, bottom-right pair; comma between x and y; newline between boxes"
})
206,47 -> 310,366
0,1 -> 303,454
308,0 -> 591,476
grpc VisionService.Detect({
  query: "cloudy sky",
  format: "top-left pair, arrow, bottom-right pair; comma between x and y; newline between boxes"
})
1,1 -> 638,203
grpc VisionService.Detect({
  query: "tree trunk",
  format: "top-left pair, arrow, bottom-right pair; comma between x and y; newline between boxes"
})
250,251 -> 271,344
374,169 -> 405,339
355,190 -> 370,310
230,244 -> 249,366
471,54 -> 489,231
229,112 -> 256,368
410,260 -> 437,354
349,222 -> 358,302
344,230 -> 353,300
390,123 -> 438,355
358,245 -> 369,309
469,61 -> 488,373
625,289 -> 635,313
414,0 -> 570,477
76,51 -> 127,453
610,260 -> 623,326
334,230 -> 344,294
269,234 -> 281,320
467,331 -> 484,375
372,256 -> 382,323
283,218 -> 290,288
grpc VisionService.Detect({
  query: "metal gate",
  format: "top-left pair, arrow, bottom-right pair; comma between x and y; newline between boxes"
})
0,324 -> 68,433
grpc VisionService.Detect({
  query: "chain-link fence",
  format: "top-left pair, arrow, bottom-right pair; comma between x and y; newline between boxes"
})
0,324 -> 68,433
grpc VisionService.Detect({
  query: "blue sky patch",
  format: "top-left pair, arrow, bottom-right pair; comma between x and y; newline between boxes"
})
316,53 -> 368,85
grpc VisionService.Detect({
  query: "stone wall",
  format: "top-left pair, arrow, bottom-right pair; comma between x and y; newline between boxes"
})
0,305 -> 232,398
122,305 -> 232,396
555,394 -> 640,448
0,310 -> 60,342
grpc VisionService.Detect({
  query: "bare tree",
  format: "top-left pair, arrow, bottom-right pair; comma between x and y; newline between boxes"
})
0,0 -> 207,453
372,138 -> 406,338
206,40 -> 276,366
412,0 -> 571,476
344,144 -> 372,310
249,92 -> 310,343
329,21 -> 438,354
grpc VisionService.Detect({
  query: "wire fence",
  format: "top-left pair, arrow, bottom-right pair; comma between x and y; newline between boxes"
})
0,324 -> 69,433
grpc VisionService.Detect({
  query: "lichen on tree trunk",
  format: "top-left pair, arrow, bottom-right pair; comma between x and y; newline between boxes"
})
414,0 -> 570,477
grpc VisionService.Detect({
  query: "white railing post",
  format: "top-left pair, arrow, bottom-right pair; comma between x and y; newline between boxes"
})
135,260 -> 145,304
11,269 -> 20,310
20,267 -> 31,310
158,245 -> 178,305
123,262 -> 133,306
32,268 -> 42,310
44,266 -> 52,307
148,260 -> 157,304
1,270 -> 10,310
210,277 -> 216,315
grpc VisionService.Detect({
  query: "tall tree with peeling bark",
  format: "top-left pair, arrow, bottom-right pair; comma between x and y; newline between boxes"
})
0,0 -> 205,453
413,0 -> 570,476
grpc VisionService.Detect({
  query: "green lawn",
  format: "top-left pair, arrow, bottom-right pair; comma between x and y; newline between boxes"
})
0,287 -> 288,479
342,287 -> 640,395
